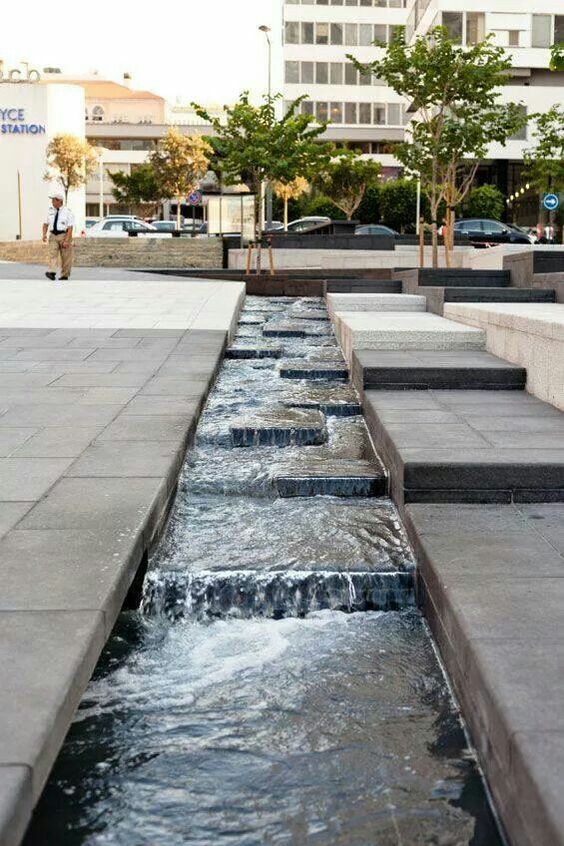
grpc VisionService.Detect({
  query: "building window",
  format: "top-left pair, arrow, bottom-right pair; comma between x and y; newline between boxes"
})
330,102 -> 343,123
345,102 -> 357,123
330,62 -> 344,84
466,12 -> 485,44
302,62 -> 314,83
345,24 -> 358,45
531,14 -> 551,48
508,30 -> 520,46
359,24 -> 373,46
359,102 -> 372,123
387,103 -> 401,125
316,22 -> 329,44
302,100 -> 314,116
373,24 -> 387,44
373,103 -> 386,124
285,61 -> 300,83
345,62 -> 358,85
316,62 -> 329,84
316,102 -> 329,122
443,12 -> 463,43
285,21 -> 300,44
91,105 -> 105,122
331,23 -> 343,45
555,16 -> 564,45
359,71 -> 372,86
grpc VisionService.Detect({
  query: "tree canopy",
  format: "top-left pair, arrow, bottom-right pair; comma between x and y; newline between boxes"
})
313,150 -> 381,220
44,134 -> 97,202
110,163 -> 161,211
523,105 -> 564,193
150,129 -> 211,228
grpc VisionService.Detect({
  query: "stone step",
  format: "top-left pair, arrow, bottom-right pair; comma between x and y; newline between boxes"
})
230,408 -> 328,447
327,293 -> 426,317
288,310 -> 330,321
226,344 -> 284,359
417,269 -> 510,288
279,362 -> 349,381
363,389 -> 564,504
274,458 -> 387,497
334,312 -> 485,364
352,350 -> 526,392
263,322 -> 333,338
444,287 -> 556,303
327,280 -> 403,294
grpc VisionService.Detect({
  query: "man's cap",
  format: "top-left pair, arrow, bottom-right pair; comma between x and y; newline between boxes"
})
49,190 -> 64,201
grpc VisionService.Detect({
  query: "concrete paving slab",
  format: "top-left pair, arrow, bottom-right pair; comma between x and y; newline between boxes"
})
404,502 -> 564,846
0,611 -> 105,797
0,503 -> 32,540
0,458 -> 74,501
10,426 -> 102,459
95,414 -> 192,444
0,767 -> 32,846
66,441 -> 184,481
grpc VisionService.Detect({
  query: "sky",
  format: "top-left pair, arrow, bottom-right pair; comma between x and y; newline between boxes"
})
2,0 -> 280,104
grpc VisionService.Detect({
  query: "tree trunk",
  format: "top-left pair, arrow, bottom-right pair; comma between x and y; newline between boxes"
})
431,222 -> 438,269
284,198 -> 288,231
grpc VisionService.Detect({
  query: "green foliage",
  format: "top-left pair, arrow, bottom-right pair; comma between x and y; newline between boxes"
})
523,106 -> 564,193
356,185 -> 381,224
351,27 -> 525,227
192,93 -> 331,194
379,179 -> 426,232
303,195 -> 346,220
550,43 -> 564,71
313,150 -> 381,219
464,184 -> 505,220
44,134 -> 97,201
110,163 -> 160,207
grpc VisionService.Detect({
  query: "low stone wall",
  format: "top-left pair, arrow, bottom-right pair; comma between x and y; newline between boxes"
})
229,247 -> 474,271
0,239 -> 223,269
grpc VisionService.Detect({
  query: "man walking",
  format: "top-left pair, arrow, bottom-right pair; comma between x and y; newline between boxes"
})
42,191 -> 74,281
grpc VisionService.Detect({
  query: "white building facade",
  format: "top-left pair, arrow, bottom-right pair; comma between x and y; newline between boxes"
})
0,81 -> 85,241
281,0 -> 409,175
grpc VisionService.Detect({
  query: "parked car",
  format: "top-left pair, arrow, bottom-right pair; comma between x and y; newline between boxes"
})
86,217 -> 169,238
285,216 -> 331,233
452,218 -> 534,244
84,217 -> 98,229
355,224 -> 399,237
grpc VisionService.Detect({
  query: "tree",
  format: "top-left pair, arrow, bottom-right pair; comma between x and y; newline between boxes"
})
356,185 -> 381,225
313,149 -> 381,220
379,178 -> 427,232
192,93 -> 331,237
150,128 -> 211,230
272,176 -> 309,230
352,27 -> 525,266
44,134 -> 97,202
110,163 -> 161,215
523,106 -> 564,194
464,184 -> 505,220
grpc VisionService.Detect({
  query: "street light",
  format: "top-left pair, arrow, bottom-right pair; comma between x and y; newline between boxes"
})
259,24 -> 273,230
94,147 -> 105,219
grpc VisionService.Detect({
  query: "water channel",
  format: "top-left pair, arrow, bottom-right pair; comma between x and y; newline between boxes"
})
24,297 -> 503,846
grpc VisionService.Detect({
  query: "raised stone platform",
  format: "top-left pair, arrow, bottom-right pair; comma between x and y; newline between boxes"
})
0,276 -> 245,846
444,302 -> 564,410
352,350 -> 526,392
405,502 -> 564,846
326,293 -> 426,317
363,389 -> 564,505
333,312 -> 485,364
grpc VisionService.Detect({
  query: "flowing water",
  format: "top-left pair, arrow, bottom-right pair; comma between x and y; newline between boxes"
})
24,297 -> 502,846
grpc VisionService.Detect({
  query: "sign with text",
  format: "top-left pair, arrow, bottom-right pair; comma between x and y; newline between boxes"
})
0,107 -> 45,135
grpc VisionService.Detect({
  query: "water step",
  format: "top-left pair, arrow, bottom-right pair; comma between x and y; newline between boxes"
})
353,350 -> 527,391
142,569 -> 414,621
288,310 -> 330,321
279,362 -> 349,380
263,322 -> 333,338
230,408 -> 328,447
288,400 -> 361,417
280,384 -> 361,416
274,459 -> 386,497
238,316 -> 266,325
443,287 -> 556,303
226,344 -> 284,359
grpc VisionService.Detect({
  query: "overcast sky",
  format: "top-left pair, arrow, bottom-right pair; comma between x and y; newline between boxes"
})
2,0 -> 280,104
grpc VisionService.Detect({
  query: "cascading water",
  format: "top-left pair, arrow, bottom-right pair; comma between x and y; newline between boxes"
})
24,296 -> 503,846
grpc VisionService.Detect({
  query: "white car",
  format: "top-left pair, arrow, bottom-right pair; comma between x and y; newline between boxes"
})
86,217 -> 171,238
285,216 -> 331,233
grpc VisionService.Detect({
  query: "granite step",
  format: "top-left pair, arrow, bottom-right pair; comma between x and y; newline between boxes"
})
274,458 -> 387,497
363,389 -> 564,505
444,287 -> 556,303
327,293 -> 426,317
417,269 -> 510,288
225,344 -> 284,359
326,280 -> 403,294
230,408 -> 328,447
279,362 -> 349,381
352,350 -> 526,392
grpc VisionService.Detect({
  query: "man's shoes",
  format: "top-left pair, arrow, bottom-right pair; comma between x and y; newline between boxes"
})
45,272 -> 56,280
59,276 -> 69,280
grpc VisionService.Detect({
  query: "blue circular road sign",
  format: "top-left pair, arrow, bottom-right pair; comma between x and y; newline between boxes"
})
543,193 -> 559,211
188,191 -> 202,206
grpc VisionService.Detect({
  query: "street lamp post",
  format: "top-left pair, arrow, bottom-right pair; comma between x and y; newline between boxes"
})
95,147 -> 105,219
259,24 -> 273,231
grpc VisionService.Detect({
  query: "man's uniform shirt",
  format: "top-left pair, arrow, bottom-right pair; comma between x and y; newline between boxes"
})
45,206 -> 75,235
